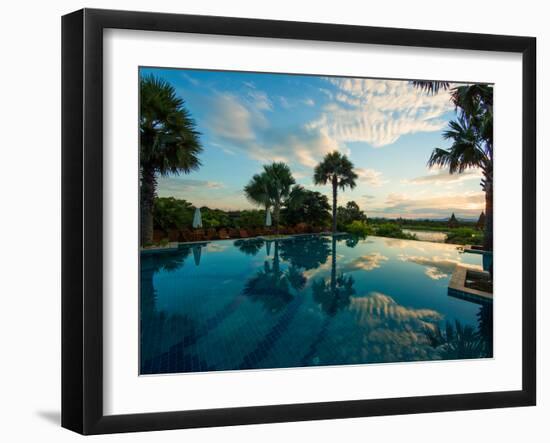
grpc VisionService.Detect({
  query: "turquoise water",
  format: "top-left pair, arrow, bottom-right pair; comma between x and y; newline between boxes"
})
140,234 -> 492,374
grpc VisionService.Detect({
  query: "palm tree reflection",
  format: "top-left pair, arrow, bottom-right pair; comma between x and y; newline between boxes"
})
425,303 -> 493,359
234,238 -> 265,256
243,241 -> 306,312
312,236 -> 356,315
140,249 -> 195,368
279,235 -> 331,270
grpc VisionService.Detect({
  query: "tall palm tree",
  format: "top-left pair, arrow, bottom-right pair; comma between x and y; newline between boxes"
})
244,162 -> 295,233
140,75 -> 202,245
428,97 -> 493,250
413,81 -> 493,251
243,172 -> 271,213
313,151 -> 358,233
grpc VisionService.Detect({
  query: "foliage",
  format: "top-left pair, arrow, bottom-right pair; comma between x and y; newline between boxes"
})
345,220 -> 374,236
233,210 -> 265,228
425,322 -> 483,359
244,162 -> 296,231
282,187 -> 331,227
337,201 -> 367,230
445,227 -> 484,245
200,207 -> 232,229
375,223 -> 417,240
418,82 -> 493,251
153,197 -> 267,230
313,151 -> 358,232
153,197 -> 194,231
410,80 -> 451,95
139,74 -> 202,245
373,217 -> 476,231
140,75 -> 203,176
425,319 -> 491,360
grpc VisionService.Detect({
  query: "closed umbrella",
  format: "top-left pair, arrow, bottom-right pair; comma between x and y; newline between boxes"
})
192,246 -> 202,266
192,208 -> 203,228
266,241 -> 271,256
265,209 -> 272,227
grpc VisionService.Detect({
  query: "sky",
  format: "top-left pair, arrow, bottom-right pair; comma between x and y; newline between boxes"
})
140,67 -> 485,219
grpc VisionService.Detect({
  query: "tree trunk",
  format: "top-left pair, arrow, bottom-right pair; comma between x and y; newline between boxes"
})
273,240 -> 280,274
274,201 -> 280,235
140,166 -> 156,246
483,175 -> 493,252
332,177 -> 338,233
331,236 -> 337,294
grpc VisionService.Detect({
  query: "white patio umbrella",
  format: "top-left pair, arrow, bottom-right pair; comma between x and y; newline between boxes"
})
265,209 -> 272,227
192,208 -> 203,228
192,246 -> 202,266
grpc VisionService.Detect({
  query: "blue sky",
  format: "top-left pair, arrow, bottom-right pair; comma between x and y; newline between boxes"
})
140,67 -> 484,219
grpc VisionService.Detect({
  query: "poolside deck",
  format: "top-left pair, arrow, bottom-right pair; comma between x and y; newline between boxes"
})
448,264 -> 493,305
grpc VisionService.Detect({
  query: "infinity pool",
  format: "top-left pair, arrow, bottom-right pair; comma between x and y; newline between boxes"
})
140,234 -> 492,375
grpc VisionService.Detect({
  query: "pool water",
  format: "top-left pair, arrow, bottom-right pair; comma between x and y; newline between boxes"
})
140,234 -> 493,375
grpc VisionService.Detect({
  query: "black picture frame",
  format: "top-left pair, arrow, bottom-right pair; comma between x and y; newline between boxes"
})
62,8 -> 536,435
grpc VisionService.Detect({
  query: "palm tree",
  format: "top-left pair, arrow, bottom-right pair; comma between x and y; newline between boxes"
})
427,98 -> 493,250
243,172 -> 271,213
413,82 -> 493,251
244,162 -> 295,233
313,151 -> 358,233
140,75 -> 202,245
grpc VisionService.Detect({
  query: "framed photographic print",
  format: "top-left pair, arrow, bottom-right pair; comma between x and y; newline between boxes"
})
62,8 -> 536,435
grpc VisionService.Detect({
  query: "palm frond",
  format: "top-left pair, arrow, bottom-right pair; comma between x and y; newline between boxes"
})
411,80 -> 451,94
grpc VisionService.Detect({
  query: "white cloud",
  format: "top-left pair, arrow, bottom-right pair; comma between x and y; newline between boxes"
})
181,72 -> 200,86
207,92 -> 258,144
157,177 -> 225,191
367,190 -> 485,218
406,167 -> 482,185
341,253 -> 389,272
206,91 -> 346,170
398,254 -> 482,280
278,96 -> 291,108
310,78 -> 454,147
247,89 -> 273,111
319,88 -> 334,100
302,98 -> 315,106
356,168 -> 386,187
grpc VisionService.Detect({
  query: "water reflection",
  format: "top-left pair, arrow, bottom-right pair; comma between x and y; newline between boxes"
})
279,235 -> 331,270
140,250 -> 197,368
243,241 -> 306,312
425,309 -> 493,359
312,236 -> 356,316
234,238 -> 265,256
140,234 -> 493,373
398,253 -> 482,280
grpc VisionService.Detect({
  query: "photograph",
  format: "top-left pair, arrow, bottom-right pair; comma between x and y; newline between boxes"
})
139,68 -> 494,375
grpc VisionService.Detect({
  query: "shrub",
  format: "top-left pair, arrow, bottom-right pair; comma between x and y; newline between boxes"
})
345,220 -> 374,236
375,223 -> 416,240
446,227 -> 484,245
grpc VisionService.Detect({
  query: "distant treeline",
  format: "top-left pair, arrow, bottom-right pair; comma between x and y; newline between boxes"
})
368,217 -> 478,232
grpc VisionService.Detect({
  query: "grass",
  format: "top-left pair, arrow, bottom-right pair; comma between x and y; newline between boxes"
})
445,227 -> 484,246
